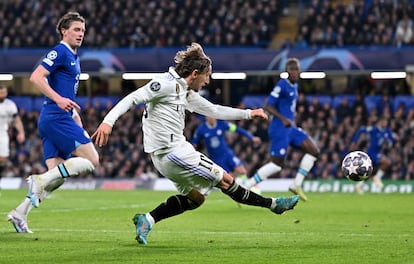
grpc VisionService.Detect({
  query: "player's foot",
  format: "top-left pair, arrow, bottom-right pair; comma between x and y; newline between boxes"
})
27,175 -> 44,208
132,213 -> 152,245
372,177 -> 384,189
271,195 -> 300,215
355,184 -> 364,194
7,210 -> 33,233
289,184 -> 308,202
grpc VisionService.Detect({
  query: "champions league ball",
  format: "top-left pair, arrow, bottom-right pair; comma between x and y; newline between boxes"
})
341,151 -> 373,181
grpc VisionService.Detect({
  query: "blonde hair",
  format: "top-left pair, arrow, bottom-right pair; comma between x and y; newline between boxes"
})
174,43 -> 212,78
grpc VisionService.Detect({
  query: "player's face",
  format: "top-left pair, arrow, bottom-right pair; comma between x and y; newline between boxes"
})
62,21 -> 85,50
287,64 -> 300,83
189,66 -> 211,92
379,118 -> 388,128
206,116 -> 216,125
0,88 -> 7,102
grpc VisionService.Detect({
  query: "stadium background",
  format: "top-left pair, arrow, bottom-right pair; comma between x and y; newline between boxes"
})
1,0 -> 414,193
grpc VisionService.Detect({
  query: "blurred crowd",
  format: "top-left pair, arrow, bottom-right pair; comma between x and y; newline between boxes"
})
1,0 -> 413,50
3,93 -> 414,182
0,0 -> 279,49
291,0 -> 414,48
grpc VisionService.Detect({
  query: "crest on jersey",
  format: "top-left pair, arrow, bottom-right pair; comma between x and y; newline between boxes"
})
43,50 -> 58,66
150,82 -> 161,92
47,50 -> 58,60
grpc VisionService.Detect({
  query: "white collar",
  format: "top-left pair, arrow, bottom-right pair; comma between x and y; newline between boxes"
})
168,67 -> 188,88
60,41 -> 77,54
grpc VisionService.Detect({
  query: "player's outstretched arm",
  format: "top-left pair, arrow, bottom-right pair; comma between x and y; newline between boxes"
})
91,123 -> 113,147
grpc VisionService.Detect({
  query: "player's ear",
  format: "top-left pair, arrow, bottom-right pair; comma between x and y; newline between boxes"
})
193,69 -> 199,77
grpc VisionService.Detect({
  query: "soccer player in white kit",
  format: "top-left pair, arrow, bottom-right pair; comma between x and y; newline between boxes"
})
0,84 -> 25,179
92,43 -> 299,245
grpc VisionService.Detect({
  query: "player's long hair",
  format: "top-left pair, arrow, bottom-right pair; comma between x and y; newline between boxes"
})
56,12 -> 85,38
174,42 -> 212,78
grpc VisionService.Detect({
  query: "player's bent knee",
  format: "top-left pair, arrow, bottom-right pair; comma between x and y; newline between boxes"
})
217,172 -> 235,190
187,190 -> 205,208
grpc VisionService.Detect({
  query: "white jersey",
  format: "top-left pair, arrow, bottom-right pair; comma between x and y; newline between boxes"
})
0,98 -> 18,136
103,67 -> 252,154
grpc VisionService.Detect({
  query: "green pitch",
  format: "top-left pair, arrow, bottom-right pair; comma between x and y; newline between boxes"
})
0,190 -> 412,264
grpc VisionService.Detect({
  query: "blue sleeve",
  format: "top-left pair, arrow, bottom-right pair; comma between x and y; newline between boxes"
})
191,126 -> 202,145
40,46 -> 64,73
234,126 -> 254,141
387,129 -> 396,144
352,127 -> 366,143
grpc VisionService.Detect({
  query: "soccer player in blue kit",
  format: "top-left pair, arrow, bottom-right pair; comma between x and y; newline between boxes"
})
351,117 -> 397,194
191,116 -> 261,180
8,12 -> 99,233
243,58 -> 319,201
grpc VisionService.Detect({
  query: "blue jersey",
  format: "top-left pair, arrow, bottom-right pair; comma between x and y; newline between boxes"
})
267,78 -> 298,123
266,78 -> 307,157
39,42 -> 81,117
192,120 -> 253,172
37,42 -> 90,162
352,126 -> 395,165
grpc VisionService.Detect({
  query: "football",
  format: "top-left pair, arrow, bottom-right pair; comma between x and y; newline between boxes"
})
341,151 -> 373,181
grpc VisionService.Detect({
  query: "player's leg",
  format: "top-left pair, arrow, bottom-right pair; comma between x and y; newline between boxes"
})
133,189 -> 205,245
28,154 -> 95,208
0,135 -> 10,184
219,171 -> 299,214
0,156 -> 6,187
8,157 -> 65,233
372,155 -> 390,189
243,132 -> 286,189
289,131 -> 319,201
28,120 -> 99,207
133,144 -> 209,245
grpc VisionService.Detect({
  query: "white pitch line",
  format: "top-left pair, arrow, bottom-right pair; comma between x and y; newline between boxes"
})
0,227 -> 411,238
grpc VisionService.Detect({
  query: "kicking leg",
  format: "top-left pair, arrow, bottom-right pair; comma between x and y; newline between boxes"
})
219,172 -> 299,215
133,189 -> 204,245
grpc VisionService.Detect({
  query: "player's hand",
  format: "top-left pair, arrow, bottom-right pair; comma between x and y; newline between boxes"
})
91,123 -> 113,147
252,136 -> 262,145
56,97 -> 81,113
282,118 -> 293,127
250,109 -> 268,120
16,132 -> 25,143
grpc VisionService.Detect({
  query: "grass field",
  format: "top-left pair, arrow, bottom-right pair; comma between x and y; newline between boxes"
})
0,189 -> 412,264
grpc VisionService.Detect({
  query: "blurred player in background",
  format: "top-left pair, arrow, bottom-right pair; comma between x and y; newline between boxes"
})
92,43 -> 299,245
191,116 -> 261,182
350,117 -> 398,194
0,84 -> 25,181
242,58 -> 319,201
8,12 -> 99,233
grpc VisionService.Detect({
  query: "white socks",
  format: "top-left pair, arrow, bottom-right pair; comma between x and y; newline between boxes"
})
244,162 -> 281,189
15,157 -> 95,216
39,157 -> 95,187
294,154 -> 317,187
374,169 -> 384,180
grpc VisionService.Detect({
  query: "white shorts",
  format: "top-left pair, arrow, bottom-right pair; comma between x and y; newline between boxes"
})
0,134 -> 10,157
151,141 -> 224,195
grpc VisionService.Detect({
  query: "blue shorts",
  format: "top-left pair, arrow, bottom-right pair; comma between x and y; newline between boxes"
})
38,115 -> 91,162
367,151 -> 381,167
213,154 -> 243,173
268,121 -> 308,158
